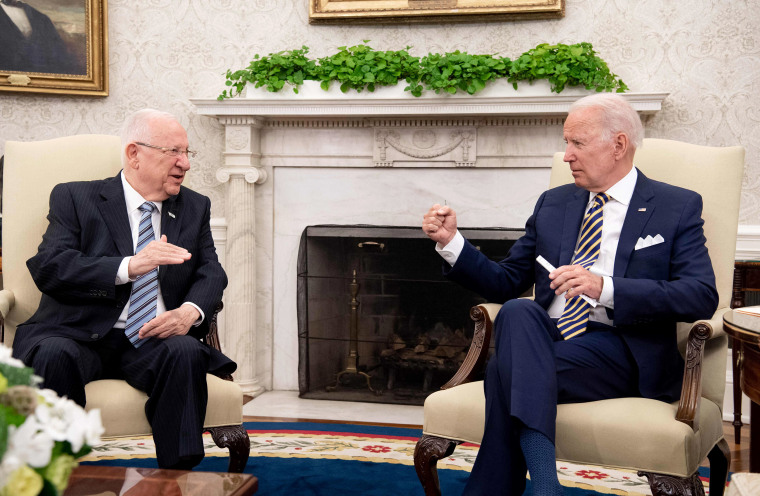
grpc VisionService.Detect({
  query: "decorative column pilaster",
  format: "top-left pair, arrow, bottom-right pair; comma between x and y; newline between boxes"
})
216,117 -> 267,397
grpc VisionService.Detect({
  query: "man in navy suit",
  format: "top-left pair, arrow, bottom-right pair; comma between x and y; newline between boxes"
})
12,109 -> 233,470
422,93 -> 718,495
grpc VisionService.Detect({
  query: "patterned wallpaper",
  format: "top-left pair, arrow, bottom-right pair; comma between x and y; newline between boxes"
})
1,0 -> 758,222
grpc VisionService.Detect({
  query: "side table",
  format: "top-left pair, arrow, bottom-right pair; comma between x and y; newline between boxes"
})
731,261 -> 760,444
64,466 -> 258,496
724,309 -> 760,472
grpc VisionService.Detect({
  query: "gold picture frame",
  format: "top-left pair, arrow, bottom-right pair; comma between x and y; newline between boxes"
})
309,0 -> 564,24
0,0 -> 108,96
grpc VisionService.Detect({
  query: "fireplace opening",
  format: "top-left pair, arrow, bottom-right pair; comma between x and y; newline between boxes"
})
297,225 -> 525,405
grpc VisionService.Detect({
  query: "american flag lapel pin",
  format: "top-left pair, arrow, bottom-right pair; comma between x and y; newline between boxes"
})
638,208 -> 646,212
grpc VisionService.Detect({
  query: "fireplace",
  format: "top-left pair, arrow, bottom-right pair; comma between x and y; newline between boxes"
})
297,225 -> 524,405
191,91 -> 664,397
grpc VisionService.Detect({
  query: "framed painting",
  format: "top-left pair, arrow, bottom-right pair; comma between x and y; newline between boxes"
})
309,0 -> 565,24
0,0 -> 108,96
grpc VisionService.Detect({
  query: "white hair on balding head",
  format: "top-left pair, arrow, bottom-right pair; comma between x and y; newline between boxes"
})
568,93 -> 644,150
120,109 -> 179,165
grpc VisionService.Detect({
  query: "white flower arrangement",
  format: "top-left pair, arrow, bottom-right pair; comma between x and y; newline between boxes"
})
0,345 -> 104,496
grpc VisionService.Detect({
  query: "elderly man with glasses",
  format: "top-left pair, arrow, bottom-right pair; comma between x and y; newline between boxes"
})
12,109 -> 233,470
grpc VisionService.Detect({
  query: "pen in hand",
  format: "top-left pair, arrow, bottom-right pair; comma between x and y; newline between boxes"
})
536,255 -> 598,307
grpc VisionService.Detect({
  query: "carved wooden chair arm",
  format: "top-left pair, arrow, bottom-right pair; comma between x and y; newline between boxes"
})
203,301 -> 233,381
674,309 -> 727,431
440,303 -> 500,390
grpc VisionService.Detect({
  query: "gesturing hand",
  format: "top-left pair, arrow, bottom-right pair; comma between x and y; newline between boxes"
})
422,204 -> 458,246
128,234 -> 191,278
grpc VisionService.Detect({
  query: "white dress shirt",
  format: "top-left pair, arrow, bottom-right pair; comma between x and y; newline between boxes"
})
1,3 -> 32,37
437,167 -> 638,326
114,172 -> 203,328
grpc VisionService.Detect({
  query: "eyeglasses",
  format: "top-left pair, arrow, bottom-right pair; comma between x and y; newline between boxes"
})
135,142 -> 197,159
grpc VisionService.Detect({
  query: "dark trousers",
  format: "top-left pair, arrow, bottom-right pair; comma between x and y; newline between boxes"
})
463,299 -> 640,495
27,330 -> 211,469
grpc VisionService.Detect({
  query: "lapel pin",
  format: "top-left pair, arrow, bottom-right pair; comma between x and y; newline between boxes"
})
168,212 -> 176,218
638,208 -> 646,212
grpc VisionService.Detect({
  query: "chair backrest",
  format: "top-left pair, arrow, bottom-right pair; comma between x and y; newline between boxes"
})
550,138 -> 745,408
2,135 -> 123,345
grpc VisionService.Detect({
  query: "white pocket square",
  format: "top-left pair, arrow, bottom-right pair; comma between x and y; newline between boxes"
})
635,234 -> 665,250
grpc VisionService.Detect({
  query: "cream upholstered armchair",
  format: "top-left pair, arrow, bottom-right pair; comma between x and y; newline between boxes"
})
414,139 -> 745,496
1,135 -> 250,472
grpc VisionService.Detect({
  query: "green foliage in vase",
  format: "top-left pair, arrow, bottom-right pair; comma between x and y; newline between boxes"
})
219,46 -> 318,99
407,51 -> 511,97
508,42 -> 628,93
218,41 -> 628,100
315,42 -> 420,93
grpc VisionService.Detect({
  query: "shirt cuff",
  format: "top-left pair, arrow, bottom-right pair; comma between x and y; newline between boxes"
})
115,257 -> 132,285
181,302 -> 205,327
599,276 -> 614,309
435,231 -> 464,267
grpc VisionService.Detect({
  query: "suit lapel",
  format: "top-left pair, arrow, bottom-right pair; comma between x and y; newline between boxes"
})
97,174 -> 133,257
614,170 -> 655,277
159,193 -> 182,284
559,189 -> 589,265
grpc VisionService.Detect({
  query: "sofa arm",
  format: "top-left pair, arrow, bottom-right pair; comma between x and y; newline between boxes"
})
675,307 -> 729,431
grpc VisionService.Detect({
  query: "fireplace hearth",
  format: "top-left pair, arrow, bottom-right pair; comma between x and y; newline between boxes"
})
297,225 -> 524,405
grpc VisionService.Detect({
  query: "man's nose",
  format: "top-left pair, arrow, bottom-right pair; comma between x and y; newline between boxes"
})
563,146 -> 574,163
177,154 -> 191,170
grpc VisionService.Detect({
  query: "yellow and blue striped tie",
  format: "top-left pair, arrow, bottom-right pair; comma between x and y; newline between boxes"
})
557,193 -> 611,340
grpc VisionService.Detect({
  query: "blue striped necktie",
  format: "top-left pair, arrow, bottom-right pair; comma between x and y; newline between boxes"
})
125,202 -> 158,348
556,192 -> 611,340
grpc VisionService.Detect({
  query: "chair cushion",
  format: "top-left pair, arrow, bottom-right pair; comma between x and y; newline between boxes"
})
85,375 -> 244,438
422,381 -> 724,477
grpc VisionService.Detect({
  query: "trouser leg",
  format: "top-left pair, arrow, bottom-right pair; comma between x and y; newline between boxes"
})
555,325 -> 639,404
120,335 -> 211,469
464,299 -> 559,495
25,337 -> 102,407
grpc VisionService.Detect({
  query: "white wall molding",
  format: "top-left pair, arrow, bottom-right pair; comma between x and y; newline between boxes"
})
736,224 -> 760,261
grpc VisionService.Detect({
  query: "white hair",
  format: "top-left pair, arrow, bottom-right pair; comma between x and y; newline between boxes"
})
568,93 -> 644,150
120,109 -> 179,165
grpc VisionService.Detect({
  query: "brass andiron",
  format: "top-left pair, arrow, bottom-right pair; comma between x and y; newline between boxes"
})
327,269 -> 379,394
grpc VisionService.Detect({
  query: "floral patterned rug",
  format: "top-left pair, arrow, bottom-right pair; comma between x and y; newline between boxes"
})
80,422 -> 716,496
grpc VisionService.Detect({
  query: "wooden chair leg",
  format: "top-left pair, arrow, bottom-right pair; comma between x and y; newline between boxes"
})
638,471 -> 705,496
732,341 -> 744,445
207,424 -> 251,473
707,438 -> 731,496
639,437 -> 730,496
414,434 -> 459,496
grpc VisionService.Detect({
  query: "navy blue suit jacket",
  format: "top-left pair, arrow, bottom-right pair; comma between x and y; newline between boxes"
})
13,174 -> 232,373
445,170 -> 719,402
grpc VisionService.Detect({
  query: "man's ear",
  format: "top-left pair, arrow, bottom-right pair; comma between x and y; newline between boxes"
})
124,143 -> 140,168
613,132 -> 629,160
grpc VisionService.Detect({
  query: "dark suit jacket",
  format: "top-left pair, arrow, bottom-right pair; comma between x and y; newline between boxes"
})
0,3 -> 80,74
445,169 -> 719,402
13,173 -> 233,374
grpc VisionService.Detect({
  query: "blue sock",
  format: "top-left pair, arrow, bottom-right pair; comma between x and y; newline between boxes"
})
519,427 -> 564,495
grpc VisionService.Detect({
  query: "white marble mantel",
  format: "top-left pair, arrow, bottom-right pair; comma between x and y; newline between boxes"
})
191,89 -> 667,395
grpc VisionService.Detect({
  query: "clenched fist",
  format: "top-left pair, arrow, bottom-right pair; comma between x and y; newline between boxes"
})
422,204 -> 458,246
